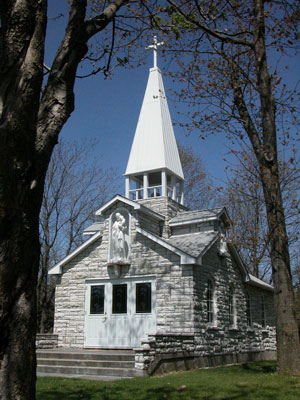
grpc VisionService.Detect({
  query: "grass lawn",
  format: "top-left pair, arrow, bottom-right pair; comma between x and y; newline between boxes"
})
36,361 -> 300,400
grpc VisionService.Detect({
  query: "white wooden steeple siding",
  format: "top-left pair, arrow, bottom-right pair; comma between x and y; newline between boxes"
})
125,36 -> 184,205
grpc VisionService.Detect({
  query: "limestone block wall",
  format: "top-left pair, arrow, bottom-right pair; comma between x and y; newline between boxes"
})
138,197 -> 187,219
138,197 -> 187,238
53,206 -> 195,347
129,234 -> 194,334
135,333 -> 195,371
138,211 -> 161,236
54,239 -> 103,348
192,243 -> 276,356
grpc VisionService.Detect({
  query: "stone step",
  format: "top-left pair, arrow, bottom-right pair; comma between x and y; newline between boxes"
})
37,372 -> 128,381
37,349 -> 135,362
37,364 -> 136,378
37,357 -> 134,369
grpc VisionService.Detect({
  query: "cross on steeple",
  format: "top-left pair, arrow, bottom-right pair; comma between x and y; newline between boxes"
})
146,35 -> 164,68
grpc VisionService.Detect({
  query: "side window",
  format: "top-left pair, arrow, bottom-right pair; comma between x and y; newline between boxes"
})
229,287 -> 235,327
207,279 -> 215,324
261,295 -> 266,327
246,292 -> 252,327
90,286 -> 105,314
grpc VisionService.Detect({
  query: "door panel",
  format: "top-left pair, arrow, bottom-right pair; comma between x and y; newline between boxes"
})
85,284 -> 109,347
85,278 -> 156,348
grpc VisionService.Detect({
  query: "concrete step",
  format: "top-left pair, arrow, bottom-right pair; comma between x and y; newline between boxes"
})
37,357 -> 134,369
37,364 -> 136,377
37,372 -> 129,381
36,349 -> 137,380
37,349 -> 135,362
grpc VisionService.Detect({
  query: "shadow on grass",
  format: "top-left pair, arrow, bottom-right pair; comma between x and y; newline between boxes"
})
241,361 -> 276,374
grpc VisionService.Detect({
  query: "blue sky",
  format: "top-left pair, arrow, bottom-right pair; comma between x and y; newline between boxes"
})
46,1 -> 233,194
46,1 -> 300,195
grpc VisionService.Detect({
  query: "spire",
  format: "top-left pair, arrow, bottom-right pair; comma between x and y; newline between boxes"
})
125,36 -> 184,205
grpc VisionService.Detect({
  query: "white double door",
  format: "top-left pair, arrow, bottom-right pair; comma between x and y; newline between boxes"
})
85,277 -> 156,348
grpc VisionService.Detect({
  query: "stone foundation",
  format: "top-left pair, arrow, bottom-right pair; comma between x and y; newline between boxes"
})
135,333 -> 276,375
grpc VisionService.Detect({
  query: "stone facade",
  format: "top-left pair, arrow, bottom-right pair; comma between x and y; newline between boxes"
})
51,196 -> 276,373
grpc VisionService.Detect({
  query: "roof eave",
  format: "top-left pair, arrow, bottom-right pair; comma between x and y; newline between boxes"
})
246,273 -> 274,292
198,235 -> 219,259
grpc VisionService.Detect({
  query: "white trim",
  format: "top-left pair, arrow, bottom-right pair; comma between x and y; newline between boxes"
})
85,275 -> 156,284
169,216 -> 218,227
125,167 -> 184,182
169,208 -> 231,228
247,274 -> 274,292
227,243 -> 249,278
95,195 -> 164,221
48,231 -> 102,275
136,226 -> 197,265
96,195 -> 139,215
125,177 -> 130,199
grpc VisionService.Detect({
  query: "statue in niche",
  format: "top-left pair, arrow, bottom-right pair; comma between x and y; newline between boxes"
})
218,233 -> 229,257
110,210 -> 130,264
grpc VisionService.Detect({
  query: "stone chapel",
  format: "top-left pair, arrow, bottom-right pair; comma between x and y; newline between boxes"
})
48,37 -> 276,375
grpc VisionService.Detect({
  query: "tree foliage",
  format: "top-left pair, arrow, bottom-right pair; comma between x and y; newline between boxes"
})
178,142 -> 217,210
223,147 -> 300,281
37,139 -> 120,333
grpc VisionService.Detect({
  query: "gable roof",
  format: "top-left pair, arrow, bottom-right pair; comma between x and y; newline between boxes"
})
125,67 -> 184,180
169,207 -> 231,227
167,231 -> 218,259
48,231 -> 102,275
136,226 -> 197,264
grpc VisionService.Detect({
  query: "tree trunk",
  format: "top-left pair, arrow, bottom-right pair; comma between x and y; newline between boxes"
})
252,0 -> 300,373
0,173 -> 43,399
260,161 -> 300,374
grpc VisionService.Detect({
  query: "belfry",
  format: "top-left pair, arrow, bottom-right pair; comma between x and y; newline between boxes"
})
125,36 -> 184,205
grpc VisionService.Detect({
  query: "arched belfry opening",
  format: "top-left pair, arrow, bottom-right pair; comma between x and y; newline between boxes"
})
124,36 -> 185,206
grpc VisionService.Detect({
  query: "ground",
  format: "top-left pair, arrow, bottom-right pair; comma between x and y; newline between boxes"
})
37,362 -> 300,400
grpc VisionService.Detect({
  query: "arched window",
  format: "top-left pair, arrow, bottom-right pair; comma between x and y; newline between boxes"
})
207,279 -> 215,324
246,292 -> 252,326
229,287 -> 235,326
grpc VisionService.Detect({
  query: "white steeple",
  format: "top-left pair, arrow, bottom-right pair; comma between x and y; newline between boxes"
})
125,36 -> 185,205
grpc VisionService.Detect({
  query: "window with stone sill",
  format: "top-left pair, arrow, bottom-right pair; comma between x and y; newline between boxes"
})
206,278 -> 216,325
